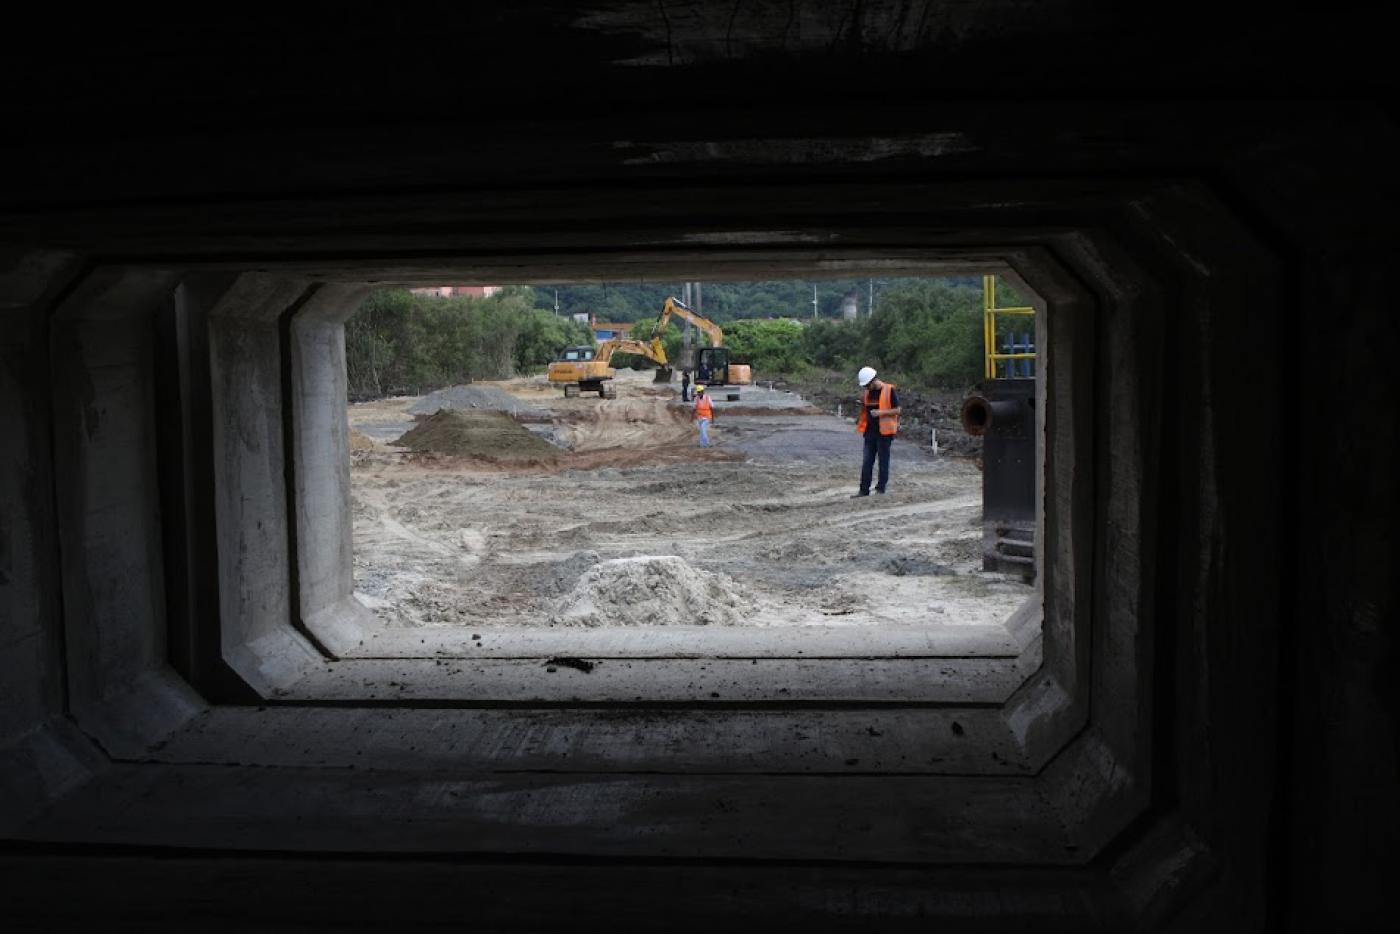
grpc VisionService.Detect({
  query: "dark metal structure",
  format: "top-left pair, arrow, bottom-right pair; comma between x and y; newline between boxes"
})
962,378 -> 1037,578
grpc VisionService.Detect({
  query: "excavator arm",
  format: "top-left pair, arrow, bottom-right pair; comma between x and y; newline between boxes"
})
595,336 -> 668,366
648,297 -> 725,347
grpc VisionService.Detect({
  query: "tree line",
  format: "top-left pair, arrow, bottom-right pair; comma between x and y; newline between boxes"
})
344,287 -> 593,398
526,277 -> 981,323
343,279 -> 1032,399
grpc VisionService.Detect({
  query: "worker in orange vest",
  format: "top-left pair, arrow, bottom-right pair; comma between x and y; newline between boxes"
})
693,384 -> 714,447
854,366 -> 900,496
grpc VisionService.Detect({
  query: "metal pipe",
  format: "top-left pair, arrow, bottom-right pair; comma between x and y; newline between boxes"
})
960,395 -> 1028,436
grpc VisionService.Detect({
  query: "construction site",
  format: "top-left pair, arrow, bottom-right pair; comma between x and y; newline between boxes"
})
2,4 -> 1393,929
345,329 -> 1035,682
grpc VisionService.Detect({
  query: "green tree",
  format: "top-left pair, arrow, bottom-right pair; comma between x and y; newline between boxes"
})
345,289 -> 413,396
513,307 -> 593,374
863,280 -> 984,387
723,319 -> 806,373
798,319 -> 862,370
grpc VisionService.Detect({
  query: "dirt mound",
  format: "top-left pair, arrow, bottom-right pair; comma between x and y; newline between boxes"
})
552,556 -> 750,627
393,410 -> 561,463
348,428 -> 376,452
408,384 -> 546,418
555,399 -> 693,452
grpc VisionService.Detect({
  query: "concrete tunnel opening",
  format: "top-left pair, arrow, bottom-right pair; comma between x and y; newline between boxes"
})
1,190 -> 1264,922
308,271 -> 1050,704
2,3 -> 1391,926
4,248 -> 1099,844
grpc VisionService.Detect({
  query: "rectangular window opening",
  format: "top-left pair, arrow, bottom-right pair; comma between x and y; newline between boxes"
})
334,273 -> 1044,700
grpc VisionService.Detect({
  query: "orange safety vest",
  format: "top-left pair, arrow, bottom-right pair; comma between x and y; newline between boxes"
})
694,395 -> 713,419
855,383 -> 899,436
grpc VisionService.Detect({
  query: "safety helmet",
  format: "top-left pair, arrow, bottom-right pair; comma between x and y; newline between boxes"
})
857,366 -> 877,387
695,385 -> 706,393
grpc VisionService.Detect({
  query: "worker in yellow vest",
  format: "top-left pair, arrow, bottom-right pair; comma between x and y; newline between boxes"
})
854,366 -> 900,496
693,384 -> 714,447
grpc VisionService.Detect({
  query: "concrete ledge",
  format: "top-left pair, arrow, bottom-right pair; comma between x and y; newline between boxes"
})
338,621 -> 1026,658
17,765 -> 1074,863
145,706 -> 1034,776
275,656 -> 1032,705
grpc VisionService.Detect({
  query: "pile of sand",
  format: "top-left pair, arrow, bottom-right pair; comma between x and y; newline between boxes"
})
393,410 -> 561,463
408,384 -> 546,418
552,556 -> 749,627
555,399 -> 693,452
348,428 -> 376,452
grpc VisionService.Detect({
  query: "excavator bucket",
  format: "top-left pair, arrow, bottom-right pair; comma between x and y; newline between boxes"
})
653,366 -> 673,383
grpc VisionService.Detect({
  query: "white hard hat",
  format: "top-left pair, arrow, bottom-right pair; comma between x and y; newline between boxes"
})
857,366 -> 877,387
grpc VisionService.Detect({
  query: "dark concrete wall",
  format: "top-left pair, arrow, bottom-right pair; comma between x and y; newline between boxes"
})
0,255 -> 73,745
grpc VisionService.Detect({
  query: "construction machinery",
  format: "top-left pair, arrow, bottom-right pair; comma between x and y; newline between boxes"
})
547,296 -> 752,400
650,296 -> 751,399
545,341 -> 652,398
961,274 -> 1038,580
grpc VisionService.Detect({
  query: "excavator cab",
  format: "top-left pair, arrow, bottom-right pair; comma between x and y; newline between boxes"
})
695,346 -> 729,385
696,347 -> 750,400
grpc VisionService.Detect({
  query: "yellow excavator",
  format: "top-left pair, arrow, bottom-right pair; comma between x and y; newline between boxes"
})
545,338 -> 658,399
546,296 -> 752,400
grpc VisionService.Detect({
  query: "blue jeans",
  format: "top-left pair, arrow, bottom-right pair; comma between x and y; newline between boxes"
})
697,417 -> 710,447
860,431 -> 892,493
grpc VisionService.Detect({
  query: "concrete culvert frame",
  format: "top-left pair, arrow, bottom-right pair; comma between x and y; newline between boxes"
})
1,87 -> 1381,924
8,197 -> 1193,856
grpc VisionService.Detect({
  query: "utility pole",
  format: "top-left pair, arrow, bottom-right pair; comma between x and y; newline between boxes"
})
554,289 -> 559,316
681,282 -> 693,362
812,284 -> 818,319
869,278 -> 874,316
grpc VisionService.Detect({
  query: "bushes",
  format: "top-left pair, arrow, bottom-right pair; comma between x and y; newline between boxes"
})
789,281 -> 1000,389
862,280 -> 985,388
723,319 -> 806,373
512,305 -> 595,375
799,319 -> 863,370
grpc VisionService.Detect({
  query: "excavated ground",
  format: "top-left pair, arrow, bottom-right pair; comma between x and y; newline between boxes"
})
348,371 -> 1034,634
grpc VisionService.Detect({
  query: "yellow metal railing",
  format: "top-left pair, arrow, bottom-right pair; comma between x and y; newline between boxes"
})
982,274 -> 1037,379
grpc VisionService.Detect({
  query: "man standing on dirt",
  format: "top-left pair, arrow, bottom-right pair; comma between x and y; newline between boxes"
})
680,369 -> 692,402
854,365 -> 900,496
693,384 -> 713,447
